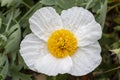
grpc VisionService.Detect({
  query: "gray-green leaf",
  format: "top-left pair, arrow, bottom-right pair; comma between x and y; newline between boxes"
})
5,24 -> 21,53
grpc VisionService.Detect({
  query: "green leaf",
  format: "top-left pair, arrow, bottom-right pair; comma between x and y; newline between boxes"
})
5,24 -> 21,53
23,27 -> 31,37
27,3 -> 42,18
0,0 -> 22,7
0,56 -> 9,80
10,0 -> 22,7
110,48 -> 120,63
56,74 -> 68,80
9,54 -> 26,73
11,52 -> 17,62
23,0 -> 34,6
0,54 -> 6,67
110,48 -> 120,54
114,18 -> 120,24
19,2 -> 42,23
112,41 -> 120,49
13,9 -> 21,19
19,54 -> 27,70
40,0 -> 55,5
114,26 -> 120,31
47,74 -> 68,80
1,0 -> 13,7
0,34 -> 7,51
92,0 -> 101,12
9,68 -> 32,80
0,18 -> 2,29
85,0 -> 93,9
53,5 -> 62,14
96,0 -> 107,28
55,0 -> 76,9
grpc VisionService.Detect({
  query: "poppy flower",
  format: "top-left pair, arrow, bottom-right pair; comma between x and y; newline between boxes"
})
20,7 -> 102,76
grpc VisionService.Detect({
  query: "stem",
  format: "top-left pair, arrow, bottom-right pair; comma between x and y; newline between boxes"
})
3,9 -> 12,16
103,66 -> 120,74
18,1 -> 41,23
107,3 -> 120,12
22,1 -> 31,9
13,19 -> 18,24
93,66 -> 120,76
5,10 -> 13,32
85,0 -> 93,9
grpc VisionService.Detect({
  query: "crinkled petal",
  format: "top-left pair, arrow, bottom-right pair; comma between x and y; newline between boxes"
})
29,7 -> 63,42
75,20 -> 102,47
61,7 -> 95,32
35,54 -> 73,76
61,7 -> 102,46
20,34 -> 48,71
69,42 -> 101,76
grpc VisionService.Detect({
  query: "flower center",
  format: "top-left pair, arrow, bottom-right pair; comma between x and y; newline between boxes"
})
47,29 -> 77,58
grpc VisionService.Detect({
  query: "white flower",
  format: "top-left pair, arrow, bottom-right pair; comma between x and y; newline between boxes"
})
20,7 -> 102,76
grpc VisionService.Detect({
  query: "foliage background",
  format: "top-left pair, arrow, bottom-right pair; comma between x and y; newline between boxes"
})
0,0 -> 120,80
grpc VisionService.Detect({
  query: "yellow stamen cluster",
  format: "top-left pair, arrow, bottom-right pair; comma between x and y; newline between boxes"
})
47,29 -> 77,58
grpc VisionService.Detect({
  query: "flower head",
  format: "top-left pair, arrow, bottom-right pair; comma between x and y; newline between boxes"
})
20,7 -> 102,76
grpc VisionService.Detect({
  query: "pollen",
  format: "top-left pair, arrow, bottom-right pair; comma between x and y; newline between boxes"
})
47,29 -> 77,58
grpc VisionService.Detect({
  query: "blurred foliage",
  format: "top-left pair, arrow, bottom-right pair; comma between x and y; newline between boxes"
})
0,0 -> 120,80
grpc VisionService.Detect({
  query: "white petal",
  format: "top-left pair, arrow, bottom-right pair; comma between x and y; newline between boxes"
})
29,7 -> 63,42
20,34 -> 48,71
75,21 -> 102,47
35,54 -> 73,76
61,7 -> 95,32
69,42 -> 102,76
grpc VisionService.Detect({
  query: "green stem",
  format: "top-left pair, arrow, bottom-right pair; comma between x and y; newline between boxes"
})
103,66 -> 120,74
18,1 -> 41,23
13,19 -> 18,24
93,66 -> 120,76
107,3 -> 120,12
5,10 -> 13,32
85,0 -> 93,9
22,1 -> 31,9
3,9 -> 12,16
